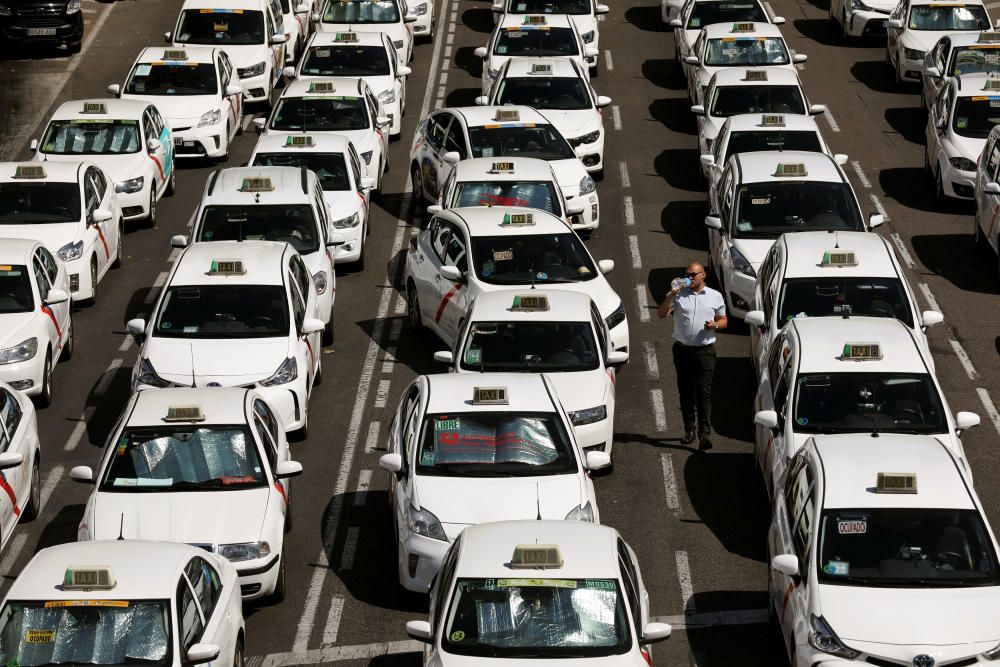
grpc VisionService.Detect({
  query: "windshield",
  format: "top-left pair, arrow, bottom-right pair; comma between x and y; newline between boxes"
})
778,278 -> 914,327
495,77 -> 591,110
507,0 -> 591,14
301,44 -> 392,76
950,45 -> 1000,76
687,1 -> 767,28
460,321 -> 599,371
270,96 -> 370,132
442,579 -> 630,656
952,96 -> 1000,139
197,204 -> 319,254
322,0 -> 401,23
252,152 -> 352,190
704,37 -> 789,66
416,412 -> 576,476
469,125 -> 575,160
40,120 -> 140,155
724,130 -> 822,159
124,62 -> 218,96
733,181 -> 863,238
454,181 -> 561,215
0,599 -> 171,666
908,5 -> 988,30
0,183 -> 81,223
154,285 -> 290,339
710,85 -> 805,116
818,509 -> 1000,587
794,372 -> 946,434
472,233 -> 597,284
0,266 -> 33,314
100,426 -> 266,492
175,9 -> 266,45
495,28 -> 579,57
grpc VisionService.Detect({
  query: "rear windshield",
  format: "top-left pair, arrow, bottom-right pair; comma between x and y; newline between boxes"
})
453,181 -> 561,215
270,96 -> 370,132
724,130 -> 822,159
686,1 -> 767,29
778,277 -> 914,328
322,0 -> 401,24
460,321 -> 599,371
175,9 -> 266,45
0,182 -> 81,223
252,152 -> 352,191
506,0 -> 592,14
733,182 -> 863,237
494,77 -> 591,110
469,125 -> 575,160
154,285 -> 290,339
704,37 -> 789,66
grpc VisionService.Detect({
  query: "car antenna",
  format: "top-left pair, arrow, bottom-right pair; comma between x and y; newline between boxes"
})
834,231 -> 840,248
529,258 -> 536,289
862,392 -> 879,438
535,483 -> 542,520
117,513 -> 125,541
189,344 -> 197,388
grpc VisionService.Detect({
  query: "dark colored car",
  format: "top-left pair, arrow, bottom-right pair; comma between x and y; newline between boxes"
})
0,0 -> 84,52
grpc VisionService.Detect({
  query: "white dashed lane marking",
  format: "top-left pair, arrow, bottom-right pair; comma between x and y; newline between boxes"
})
650,388 -> 667,431
635,284 -> 651,322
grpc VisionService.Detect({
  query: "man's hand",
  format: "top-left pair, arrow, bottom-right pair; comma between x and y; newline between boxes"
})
657,286 -> 681,319
704,319 -> 716,331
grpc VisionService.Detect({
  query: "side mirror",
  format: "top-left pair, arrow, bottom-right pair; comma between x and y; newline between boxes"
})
985,182 -> 1000,195
283,65 -> 296,79
771,554 -> 799,577
270,33 -> 288,44
404,12 -> 418,21
311,12 -> 320,21
253,117 -> 266,133
754,409 -> 778,430
595,3 -> 609,13
474,46 -> 488,59
888,17 -> 903,28
442,151 -> 461,165
170,234 -> 189,248
792,53 -> 808,64
163,31 -> 172,43
146,137 -> 162,153
700,153 -> 715,167
584,46 -> 599,58
595,95 -> 612,108
744,310 -> 765,327
126,318 -> 146,336
597,259 -> 614,274
833,153 -> 848,166
106,83 -> 121,97
376,115 -> 392,128
328,232 -> 346,247
44,289 -> 69,305
690,104 -> 705,116
994,17 -> 1000,28
492,2 -> 503,11
433,350 -> 454,364
607,350 -> 629,367
474,95 -> 488,106
398,65 -> 412,77
275,460 -> 303,479
29,139 -> 39,153
920,310 -> 943,327
427,204 -> 443,214
771,15 -> 785,24
380,453 -> 404,474
91,208 -> 113,224
301,318 -> 325,335
69,465 -> 95,484
439,265 -> 463,281
684,55 -> 699,65
669,18 -> 682,27
926,65 -> 941,78
584,450 -> 612,471
186,644 -> 221,665
295,2 -> 309,10
868,212 -> 884,228
0,453 -> 23,470
955,411 -> 981,432
566,200 -> 585,215
640,622 -> 672,645
225,84 -> 242,96
361,176 -> 376,189
808,104 -> 826,115
406,620 -> 432,643
704,214 -> 722,230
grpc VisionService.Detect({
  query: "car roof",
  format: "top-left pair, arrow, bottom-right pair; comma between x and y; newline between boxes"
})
180,0 -> 270,11
813,434 -> 975,510
470,289 -> 593,322
710,67 -> 801,86
778,231 -> 899,278
127,387 -> 252,426
50,98 -> 150,121
136,45 -> 220,64
281,77 -> 366,99
953,72 -> 1000,96
171,241 -> 289,286
945,31 -> 997,47
451,105 -> 551,128
0,161 -> 85,184
0,238 -> 43,264
503,57 -> 580,78
423,372 -> 559,413
251,132 -> 354,154
788,317 -> 929,374
909,0 -> 985,7
202,166 -> 315,204
702,21 -> 783,38
497,13 -> 575,28
439,205 -> 571,236
723,113 -> 820,132
7,540 -> 201,601
455,520 -> 620,579
307,30 -> 388,47
733,150 -> 843,183
452,156 -> 556,182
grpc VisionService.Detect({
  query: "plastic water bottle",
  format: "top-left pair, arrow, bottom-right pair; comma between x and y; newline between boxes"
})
671,277 -> 692,291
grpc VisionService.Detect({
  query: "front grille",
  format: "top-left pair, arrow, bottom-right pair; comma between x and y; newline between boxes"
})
188,543 -> 214,552
866,659 -> 903,667
122,206 -> 144,217
248,87 -> 266,98
175,143 -> 207,156
172,125 -> 191,133
13,16 -> 66,27
240,583 -> 261,596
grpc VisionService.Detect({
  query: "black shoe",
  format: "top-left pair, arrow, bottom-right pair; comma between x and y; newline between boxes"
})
680,429 -> 696,445
698,435 -> 713,452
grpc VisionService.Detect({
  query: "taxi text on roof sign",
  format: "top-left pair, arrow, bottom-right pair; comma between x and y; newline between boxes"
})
335,32 -> 359,41
978,31 -> 1000,42
501,211 -> 534,225
473,386 -> 508,405
63,566 -> 116,590
163,49 -> 189,60
876,472 -> 918,494
731,22 -> 755,32
285,135 -> 315,148
164,405 -> 206,423
761,114 -> 785,127
744,69 -> 768,81
209,259 -> 247,275
984,80 -> 1000,91
309,81 -> 336,93
839,342 -> 882,361
240,176 -> 274,192
530,63 -> 553,74
774,162 -> 807,177
511,294 -> 549,311
495,108 -> 520,122
510,544 -> 563,569
523,15 -> 547,24
491,161 -> 515,173
821,250 -> 858,267
13,165 -> 46,180
81,102 -> 107,115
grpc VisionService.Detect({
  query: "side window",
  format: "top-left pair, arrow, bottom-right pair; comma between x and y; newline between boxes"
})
254,398 -> 281,461
428,114 -> 449,149
432,536 -> 461,631
141,110 -> 156,146
348,147 -> 364,188
0,391 -> 21,450
766,336 -> 785,388
176,577 -> 205,651
290,255 -> 311,301
266,11 -> 276,41
443,225 -> 467,273
38,247 -> 58,283
789,463 -> 815,560
91,168 -> 108,198
84,168 -> 100,214
313,189 -> 329,239
772,363 -> 792,417
762,277 -> 775,320
716,166 -> 732,218
401,386 -> 421,461
713,127 -> 726,163
32,257 -> 51,302
616,540 -> 642,625
218,56 -> 229,88
444,122 -> 467,159
365,90 -> 379,124
387,40 -> 399,74
288,272 -> 306,330
991,141 -> 1000,182
186,557 -> 222,622
591,305 -> 609,358
430,218 -> 451,261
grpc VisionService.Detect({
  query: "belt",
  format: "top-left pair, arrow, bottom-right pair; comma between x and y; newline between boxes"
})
673,340 -> 715,350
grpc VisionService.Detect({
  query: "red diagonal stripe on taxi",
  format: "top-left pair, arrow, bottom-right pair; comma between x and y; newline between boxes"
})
435,283 -> 463,323
148,154 -> 165,180
0,474 -> 20,517
40,305 -> 61,338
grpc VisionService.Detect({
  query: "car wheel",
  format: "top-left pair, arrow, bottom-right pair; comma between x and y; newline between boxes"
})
313,358 -> 322,386
894,59 -> 903,88
36,350 -> 53,409
407,282 -> 424,331
410,163 -> 423,203
112,220 -> 124,268
165,165 -> 176,196
936,170 -> 946,203
147,187 -> 157,228
841,8 -> 851,41
87,258 -> 98,306
270,554 -> 286,603
355,225 -> 367,270
323,313 -> 334,347
22,460 -> 40,521
61,311 -> 74,362
233,641 -> 245,667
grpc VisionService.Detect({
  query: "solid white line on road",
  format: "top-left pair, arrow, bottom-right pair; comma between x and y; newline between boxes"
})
64,406 -> 97,452
168,247 -> 181,263
889,232 -> 917,270
353,470 -> 372,507
320,596 -> 345,648
419,0 -> 454,121
660,453 -> 679,515
643,341 -> 659,380
338,527 -> 359,571
388,319 -> 403,342
604,49 -> 614,70
623,195 -> 635,227
917,282 -> 942,313
117,336 -> 133,353
619,161 -> 630,188
949,339 -> 980,381
636,284 -> 651,322
41,464 -> 66,509
651,608 -> 768,630
394,293 -> 407,315
821,107 -> 840,132
3,534 -> 29,573
381,346 -> 397,375
374,379 -> 392,408
611,105 -> 622,131
260,640 -> 423,666
651,389 -> 667,432
850,160 -> 871,188
976,388 -> 1000,436
675,551 -> 696,614
628,235 -> 642,269
94,359 -> 123,397
364,421 -> 381,454
869,193 -> 889,221
144,272 -> 168,304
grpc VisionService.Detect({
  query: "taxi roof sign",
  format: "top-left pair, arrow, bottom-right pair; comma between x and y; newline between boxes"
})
473,386 -> 508,405
876,472 -> 918,494
510,544 -> 563,569
978,31 -> 1000,42
761,114 -> 785,127
491,161 -> 515,173
13,164 -> 46,180
240,176 -> 274,192
209,259 -> 246,275
731,22 -> 755,32
285,135 -> 315,148
164,405 -> 206,423
495,108 -> 520,122
81,102 -> 107,115
335,31 -> 359,41
523,14 -> 547,24
744,69 -> 768,81
984,79 -> 1000,90
502,211 -> 534,226
63,566 -> 116,590
530,63 -> 553,74
839,342 -> 882,361
821,250 -> 857,267
308,81 -> 336,93
511,294 -> 549,311
163,49 -> 189,60
774,162 -> 807,177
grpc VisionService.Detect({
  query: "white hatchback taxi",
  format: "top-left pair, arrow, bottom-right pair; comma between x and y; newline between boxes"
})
492,0 -> 609,72
314,0 -> 417,68
887,0 -> 992,86
0,381 -> 42,548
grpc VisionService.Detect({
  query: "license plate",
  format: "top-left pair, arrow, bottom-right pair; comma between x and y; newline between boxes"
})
881,19 -> 888,26
174,138 -> 183,146
27,27 -> 57,36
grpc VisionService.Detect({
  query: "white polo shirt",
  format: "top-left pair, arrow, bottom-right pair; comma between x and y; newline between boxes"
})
671,285 -> 726,347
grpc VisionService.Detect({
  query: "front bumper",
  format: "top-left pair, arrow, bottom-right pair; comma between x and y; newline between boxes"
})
0,353 -> 47,397
723,266 -> 756,318
0,13 -> 83,47
399,532 -> 449,592
65,255 -> 96,302
412,9 -> 433,36
118,185 -> 152,222
574,134 -> 605,173
240,73 -> 272,103
845,9 -> 890,36
568,192 -> 600,230
898,51 -> 924,80
234,552 -> 282,600
940,163 -> 976,199
573,415 -> 613,453
172,124 -> 228,158
608,318 -> 629,353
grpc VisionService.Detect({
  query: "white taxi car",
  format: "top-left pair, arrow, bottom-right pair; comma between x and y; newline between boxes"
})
71,388 -> 303,602
0,541 -> 245,666
926,73 -> 999,201
0,380 -> 42,548
491,0 -> 610,73
432,157 -> 594,231
478,58 -> 610,175
921,31 -> 1000,110
830,0 -> 894,37
409,107 -> 596,219
0,162 -> 123,306
435,290 -> 628,454
683,22 -> 807,106
111,47 -> 244,161
168,0 -> 288,105
0,239 -> 73,407
887,0 -> 992,86
475,14 -> 598,96
285,31 -> 411,137
314,0 -> 417,68
752,317 -> 980,497
706,152 -> 880,319
278,0 -> 312,62
249,133 -> 375,266
974,123 -> 1000,275
404,206 -> 627,350
744,231 -> 943,375
404,521 -> 672,661
127,241 -> 324,438
257,79 -> 390,194
769,436 -> 1000,666
670,0 -> 781,67
31,99 -> 172,227
379,374 -> 611,592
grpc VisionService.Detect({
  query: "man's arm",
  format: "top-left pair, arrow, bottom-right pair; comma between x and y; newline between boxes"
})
657,288 -> 680,319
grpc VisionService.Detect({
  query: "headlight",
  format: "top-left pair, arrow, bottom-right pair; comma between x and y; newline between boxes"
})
565,501 -> 595,522
0,4 -> 12,16
136,358 -> 173,388
903,47 -> 924,61
570,405 -> 607,426
66,0 -> 81,14
218,541 -> 271,562
378,89 -> 396,105
950,156 -> 977,172
198,108 -> 222,127
578,174 -> 596,195
0,338 -> 37,365
569,130 -> 600,148
260,357 -> 297,386
406,504 -> 447,540
414,2 -> 428,14
581,30 -> 595,43
57,241 -> 84,262
360,150 -> 373,164
808,615 -> 860,659
730,245 -> 756,277
605,302 -> 626,330
333,212 -> 360,228
115,176 -> 145,194
313,271 -> 328,295
238,61 -> 267,78
393,39 -> 404,49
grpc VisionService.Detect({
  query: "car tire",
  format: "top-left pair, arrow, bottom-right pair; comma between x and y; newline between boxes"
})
86,258 -> 98,306
22,460 -> 40,521
323,313 -> 334,347
36,350 -> 53,409
270,554 -> 286,604
936,170 -> 946,203
61,312 -> 74,362
165,165 -> 176,196
147,187 -> 157,228
355,225 -> 367,270
112,220 -> 124,269
313,359 -> 322,386
233,641 -> 245,667
410,163 -> 423,204
407,282 -> 424,331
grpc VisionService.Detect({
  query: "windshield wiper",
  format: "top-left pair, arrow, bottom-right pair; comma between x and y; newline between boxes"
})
169,479 -> 227,490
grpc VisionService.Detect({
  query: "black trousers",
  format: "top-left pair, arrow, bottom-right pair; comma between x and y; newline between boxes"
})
672,341 -> 716,435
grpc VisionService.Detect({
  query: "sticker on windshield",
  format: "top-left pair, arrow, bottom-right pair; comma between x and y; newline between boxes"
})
135,64 -> 152,77
536,271 -> 548,280
956,116 -> 969,128
420,450 -> 436,465
585,579 -> 616,590
481,147 -> 495,157
435,418 -> 461,430
736,221 -> 753,232
497,578 -> 577,588
25,630 -> 54,644
450,630 -> 466,642
482,260 -> 496,277
751,197 -> 770,205
837,519 -> 867,534
159,322 -> 172,329
493,249 -> 513,261
316,49 -> 331,57
465,348 -> 482,364
44,600 -> 129,608
796,416 -> 808,425
822,561 -> 849,576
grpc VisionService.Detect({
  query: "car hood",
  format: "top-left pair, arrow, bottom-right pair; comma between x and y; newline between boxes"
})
949,133 -> 987,162
548,157 -> 589,196
731,237 -> 775,270
547,370 -> 609,413
0,222 -> 79,254
191,43 -> 270,69
903,30 -> 976,53
0,313 -> 37,348
123,95 -> 218,126
38,151 -> 144,182
145,336 -> 289,379
538,109 -> 600,141
323,189 -> 366,218
568,14 -> 597,37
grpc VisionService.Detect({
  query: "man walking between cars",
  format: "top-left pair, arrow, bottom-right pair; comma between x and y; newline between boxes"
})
657,261 -> 728,451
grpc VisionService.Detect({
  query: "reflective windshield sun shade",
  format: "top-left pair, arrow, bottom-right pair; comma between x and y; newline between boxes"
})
40,120 -> 141,155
